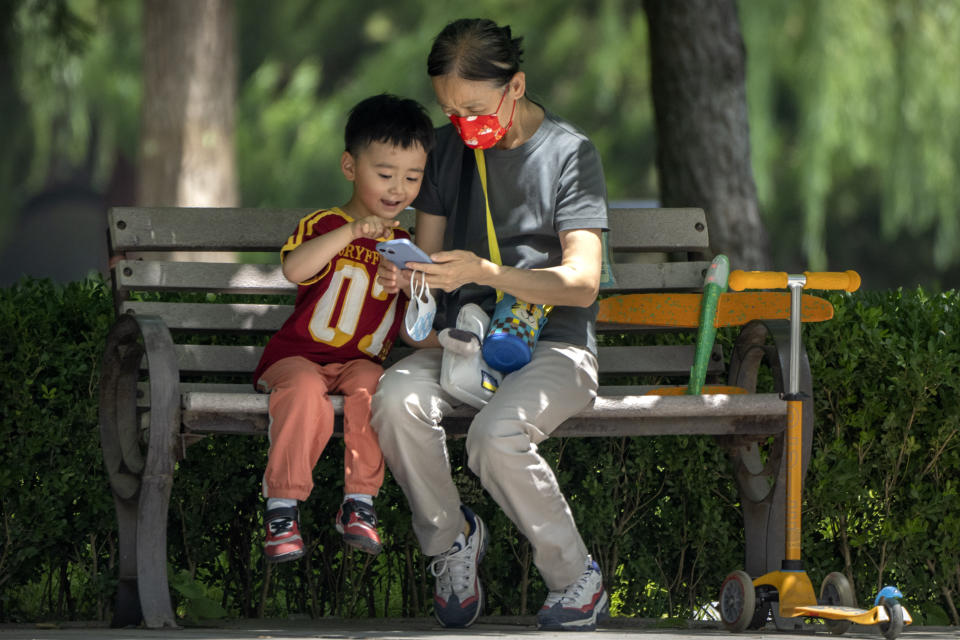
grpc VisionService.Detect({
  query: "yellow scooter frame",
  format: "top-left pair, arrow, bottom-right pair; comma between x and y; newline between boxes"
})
718,270 -> 912,639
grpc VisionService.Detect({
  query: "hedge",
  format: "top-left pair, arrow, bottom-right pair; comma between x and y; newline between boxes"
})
0,276 -> 956,626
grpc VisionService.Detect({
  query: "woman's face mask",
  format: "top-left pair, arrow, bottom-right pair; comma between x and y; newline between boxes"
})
448,86 -> 517,150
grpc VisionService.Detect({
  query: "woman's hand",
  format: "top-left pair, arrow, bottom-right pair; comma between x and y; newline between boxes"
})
403,229 -> 601,307
417,249 -> 493,292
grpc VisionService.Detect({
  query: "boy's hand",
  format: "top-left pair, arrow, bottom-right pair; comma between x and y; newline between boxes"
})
376,258 -> 413,295
352,216 -> 399,240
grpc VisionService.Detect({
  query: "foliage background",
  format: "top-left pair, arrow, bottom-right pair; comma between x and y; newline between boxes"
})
2,0 -> 960,289
1,0 -> 958,628
1,278 -> 957,626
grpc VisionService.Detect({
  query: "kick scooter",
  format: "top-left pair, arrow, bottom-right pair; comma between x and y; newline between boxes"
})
718,269 -> 912,639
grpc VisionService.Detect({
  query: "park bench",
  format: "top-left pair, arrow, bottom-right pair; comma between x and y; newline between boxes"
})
99,206 -> 813,628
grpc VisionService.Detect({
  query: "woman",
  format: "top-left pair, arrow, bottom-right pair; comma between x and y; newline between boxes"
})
373,18 -> 609,631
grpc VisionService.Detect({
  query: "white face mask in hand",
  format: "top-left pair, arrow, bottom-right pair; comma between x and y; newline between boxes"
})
404,270 -> 436,342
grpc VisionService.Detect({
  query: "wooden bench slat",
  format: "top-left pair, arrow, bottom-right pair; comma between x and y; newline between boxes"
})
598,345 -> 724,375
114,258 -> 713,297
137,382 -> 728,410
607,208 -> 709,252
109,207 -> 316,252
114,260 -> 294,295
109,207 -> 708,253
147,381 -> 710,399
121,301 -> 294,332
163,343 -> 722,377
120,298 -> 718,335
179,391 -> 785,437
172,344 -> 260,373
609,261 -> 711,292
139,381 -> 726,409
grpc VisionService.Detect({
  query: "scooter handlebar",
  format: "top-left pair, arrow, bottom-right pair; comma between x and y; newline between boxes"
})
803,270 -> 861,291
729,269 -> 861,292
728,271 -> 788,291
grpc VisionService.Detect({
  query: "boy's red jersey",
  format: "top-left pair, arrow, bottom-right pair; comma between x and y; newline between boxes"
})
253,208 -> 409,385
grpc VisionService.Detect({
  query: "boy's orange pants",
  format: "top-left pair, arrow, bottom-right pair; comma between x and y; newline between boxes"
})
257,356 -> 385,501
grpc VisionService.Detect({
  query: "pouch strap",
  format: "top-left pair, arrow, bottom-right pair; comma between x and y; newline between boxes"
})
475,148 -> 551,314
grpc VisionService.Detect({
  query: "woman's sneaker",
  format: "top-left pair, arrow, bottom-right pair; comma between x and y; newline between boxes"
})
429,505 -> 487,628
263,506 -> 305,563
537,555 -> 610,631
335,499 -> 382,555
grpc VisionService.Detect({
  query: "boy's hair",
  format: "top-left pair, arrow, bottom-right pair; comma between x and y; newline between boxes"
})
344,94 -> 435,155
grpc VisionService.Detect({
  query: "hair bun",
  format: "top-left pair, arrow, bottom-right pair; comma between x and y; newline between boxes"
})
501,25 -> 524,64
511,36 -> 524,64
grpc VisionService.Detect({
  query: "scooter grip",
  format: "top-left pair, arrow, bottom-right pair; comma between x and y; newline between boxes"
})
728,270 -> 787,291
802,270 -> 861,292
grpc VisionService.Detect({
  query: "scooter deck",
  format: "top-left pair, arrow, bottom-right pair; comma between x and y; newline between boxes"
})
793,604 -> 913,625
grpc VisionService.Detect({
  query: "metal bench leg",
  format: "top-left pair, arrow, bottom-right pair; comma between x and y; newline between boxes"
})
99,315 -> 180,629
112,494 -> 143,627
137,473 -> 177,628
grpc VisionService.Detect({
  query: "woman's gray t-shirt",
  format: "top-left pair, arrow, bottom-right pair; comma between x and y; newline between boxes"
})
412,110 -> 609,354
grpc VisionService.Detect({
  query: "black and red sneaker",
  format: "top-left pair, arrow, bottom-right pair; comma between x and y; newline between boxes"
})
335,499 -> 382,555
264,506 -> 305,563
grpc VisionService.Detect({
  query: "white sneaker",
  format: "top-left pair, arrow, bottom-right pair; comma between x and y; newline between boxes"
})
537,555 -> 610,631
429,505 -> 487,627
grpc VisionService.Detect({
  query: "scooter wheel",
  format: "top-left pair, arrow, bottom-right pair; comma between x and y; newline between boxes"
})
819,571 -> 855,635
879,598 -> 904,640
719,570 -> 756,632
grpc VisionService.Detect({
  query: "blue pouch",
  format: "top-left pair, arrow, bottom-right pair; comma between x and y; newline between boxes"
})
481,294 -> 548,373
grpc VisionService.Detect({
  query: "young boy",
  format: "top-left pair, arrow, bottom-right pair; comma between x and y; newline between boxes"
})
253,94 -> 435,562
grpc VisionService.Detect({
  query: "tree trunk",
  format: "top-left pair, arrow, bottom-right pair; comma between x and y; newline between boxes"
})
138,0 -> 237,209
643,0 -> 770,269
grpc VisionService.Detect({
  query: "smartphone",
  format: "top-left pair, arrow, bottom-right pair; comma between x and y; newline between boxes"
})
376,238 -> 433,268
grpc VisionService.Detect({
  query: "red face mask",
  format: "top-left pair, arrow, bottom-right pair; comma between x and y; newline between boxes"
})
448,86 -> 517,150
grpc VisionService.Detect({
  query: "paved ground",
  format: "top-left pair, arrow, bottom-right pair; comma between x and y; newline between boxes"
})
0,617 -> 956,640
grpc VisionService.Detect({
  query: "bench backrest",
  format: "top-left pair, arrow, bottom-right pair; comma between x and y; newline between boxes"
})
108,207 -> 720,395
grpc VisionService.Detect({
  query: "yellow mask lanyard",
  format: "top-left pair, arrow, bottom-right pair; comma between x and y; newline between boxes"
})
474,148 -> 504,302
474,148 -> 551,313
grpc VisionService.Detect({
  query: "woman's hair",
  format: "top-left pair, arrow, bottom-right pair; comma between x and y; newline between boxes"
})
427,18 -> 524,84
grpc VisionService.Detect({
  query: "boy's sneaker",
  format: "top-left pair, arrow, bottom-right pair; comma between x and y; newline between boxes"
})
429,505 -> 487,628
264,506 -> 305,563
335,499 -> 382,555
537,555 -> 610,631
